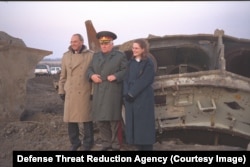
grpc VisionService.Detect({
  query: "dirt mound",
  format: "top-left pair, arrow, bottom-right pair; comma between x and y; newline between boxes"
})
0,76 -> 244,167
0,76 -> 67,166
0,31 -> 52,122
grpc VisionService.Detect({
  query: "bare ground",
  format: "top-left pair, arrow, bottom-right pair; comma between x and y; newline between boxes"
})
0,75 -> 245,167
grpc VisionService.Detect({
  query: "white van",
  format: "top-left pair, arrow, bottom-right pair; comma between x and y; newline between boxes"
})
50,67 -> 61,75
35,64 -> 51,76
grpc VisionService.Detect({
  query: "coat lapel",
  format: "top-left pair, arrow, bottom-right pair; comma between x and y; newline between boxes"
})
98,54 -> 105,68
137,59 -> 146,78
71,54 -> 83,70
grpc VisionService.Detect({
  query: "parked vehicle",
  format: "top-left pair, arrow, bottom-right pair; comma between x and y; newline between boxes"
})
50,67 -> 61,75
34,64 -> 51,76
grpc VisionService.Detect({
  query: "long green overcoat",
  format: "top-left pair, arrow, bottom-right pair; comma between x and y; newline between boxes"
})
87,49 -> 128,121
58,46 -> 93,122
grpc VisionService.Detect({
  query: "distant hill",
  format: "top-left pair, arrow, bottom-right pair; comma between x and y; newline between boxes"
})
38,58 -> 61,67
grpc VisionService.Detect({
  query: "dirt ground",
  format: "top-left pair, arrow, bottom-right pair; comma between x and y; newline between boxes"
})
0,75 -> 246,167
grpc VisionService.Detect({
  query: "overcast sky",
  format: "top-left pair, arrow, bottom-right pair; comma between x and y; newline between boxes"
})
1,1 -> 250,59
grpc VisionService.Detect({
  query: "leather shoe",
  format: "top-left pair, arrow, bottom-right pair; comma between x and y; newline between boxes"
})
112,148 -> 120,151
81,145 -> 93,151
100,146 -> 112,151
70,142 -> 81,151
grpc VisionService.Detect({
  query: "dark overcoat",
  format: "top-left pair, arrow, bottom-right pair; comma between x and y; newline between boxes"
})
87,49 -> 128,121
58,45 -> 93,122
123,57 -> 156,145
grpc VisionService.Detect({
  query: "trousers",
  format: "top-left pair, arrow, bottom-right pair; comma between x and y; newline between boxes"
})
97,120 -> 120,150
68,121 -> 94,149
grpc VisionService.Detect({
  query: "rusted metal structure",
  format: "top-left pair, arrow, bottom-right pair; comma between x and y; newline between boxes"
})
85,20 -> 250,149
0,31 -> 52,121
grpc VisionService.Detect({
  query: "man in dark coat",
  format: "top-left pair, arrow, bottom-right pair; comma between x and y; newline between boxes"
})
87,31 -> 128,150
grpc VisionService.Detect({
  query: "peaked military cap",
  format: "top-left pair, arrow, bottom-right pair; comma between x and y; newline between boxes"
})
96,31 -> 117,42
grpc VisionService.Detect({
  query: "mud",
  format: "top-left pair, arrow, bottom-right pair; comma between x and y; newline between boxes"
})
0,76 -> 245,167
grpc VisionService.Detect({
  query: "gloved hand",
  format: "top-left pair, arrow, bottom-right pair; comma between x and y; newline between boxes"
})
59,94 -> 65,101
125,94 -> 134,103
